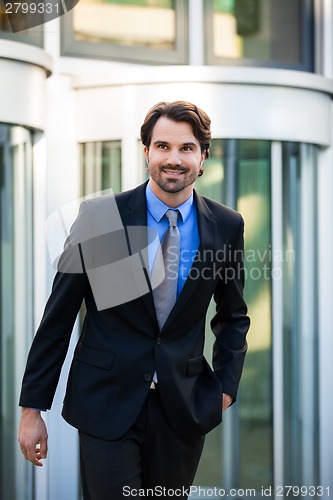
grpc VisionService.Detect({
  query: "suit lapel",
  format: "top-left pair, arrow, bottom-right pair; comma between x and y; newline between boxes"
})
120,182 -> 158,325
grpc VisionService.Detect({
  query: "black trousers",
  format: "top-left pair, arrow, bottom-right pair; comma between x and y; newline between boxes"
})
79,388 -> 205,500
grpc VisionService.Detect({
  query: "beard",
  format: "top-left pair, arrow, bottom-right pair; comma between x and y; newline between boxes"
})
148,165 -> 199,193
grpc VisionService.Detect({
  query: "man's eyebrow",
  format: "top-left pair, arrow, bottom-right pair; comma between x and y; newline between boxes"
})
153,140 -> 198,147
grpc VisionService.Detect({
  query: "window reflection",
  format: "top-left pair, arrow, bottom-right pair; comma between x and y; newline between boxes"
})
0,3 -> 43,46
194,139 -> 273,491
236,140 -> 272,489
0,3 -> 11,32
194,138 -> 318,492
282,142 -> 319,487
80,141 -> 122,195
73,0 -> 176,49
208,0 -> 311,69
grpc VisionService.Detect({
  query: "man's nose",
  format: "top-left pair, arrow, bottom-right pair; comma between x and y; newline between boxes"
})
166,149 -> 182,166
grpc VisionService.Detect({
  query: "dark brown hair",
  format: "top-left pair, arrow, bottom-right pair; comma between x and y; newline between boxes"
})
140,101 -> 211,159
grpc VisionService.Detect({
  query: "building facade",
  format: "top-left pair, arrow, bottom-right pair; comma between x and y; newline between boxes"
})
1,1 -> 333,499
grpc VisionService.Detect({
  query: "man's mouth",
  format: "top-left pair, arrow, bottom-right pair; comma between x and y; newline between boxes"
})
161,168 -> 186,176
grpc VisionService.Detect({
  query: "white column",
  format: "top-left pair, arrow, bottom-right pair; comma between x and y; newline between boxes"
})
33,73 -> 81,500
317,102 -> 333,493
271,142 -> 284,493
188,0 -> 204,65
299,144 -> 317,486
317,0 -> 333,492
13,127 -> 34,500
32,132 -> 49,500
122,85 -> 143,190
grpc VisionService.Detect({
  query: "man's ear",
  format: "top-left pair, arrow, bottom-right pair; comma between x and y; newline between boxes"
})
143,146 -> 149,164
201,151 -> 206,164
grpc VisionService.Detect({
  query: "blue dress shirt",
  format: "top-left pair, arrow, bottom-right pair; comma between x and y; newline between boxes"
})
146,181 -> 200,296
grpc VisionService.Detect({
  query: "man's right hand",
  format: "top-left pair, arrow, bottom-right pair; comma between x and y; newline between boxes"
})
18,408 -> 48,467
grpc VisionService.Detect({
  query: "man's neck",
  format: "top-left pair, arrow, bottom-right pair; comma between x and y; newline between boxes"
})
149,179 -> 194,208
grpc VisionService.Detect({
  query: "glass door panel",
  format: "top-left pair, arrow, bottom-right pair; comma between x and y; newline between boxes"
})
0,125 -> 33,500
194,139 -> 273,493
236,140 -> 272,489
194,139 -> 319,496
282,142 -> 319,488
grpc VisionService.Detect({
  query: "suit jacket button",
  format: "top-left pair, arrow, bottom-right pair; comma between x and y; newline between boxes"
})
144,373 -> 151,382
156,337 -> 161,344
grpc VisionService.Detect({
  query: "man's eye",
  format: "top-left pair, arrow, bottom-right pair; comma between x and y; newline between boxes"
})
158,144 -> 167,149
182,146 -> 192,151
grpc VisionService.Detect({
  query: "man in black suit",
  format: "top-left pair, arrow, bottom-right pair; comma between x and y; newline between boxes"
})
18,101 -> 250,499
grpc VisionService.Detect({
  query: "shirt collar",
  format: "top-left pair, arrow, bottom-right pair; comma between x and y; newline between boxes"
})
146,181 -> 194,223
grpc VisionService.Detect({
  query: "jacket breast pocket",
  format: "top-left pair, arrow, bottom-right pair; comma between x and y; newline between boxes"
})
187,355 -> 204,376
74,343 -> 114,370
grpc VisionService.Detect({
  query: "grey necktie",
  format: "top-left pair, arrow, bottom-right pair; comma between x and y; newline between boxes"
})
153,209 -> 180,329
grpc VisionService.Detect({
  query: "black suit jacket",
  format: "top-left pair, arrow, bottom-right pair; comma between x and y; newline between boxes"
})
19,182 -> 250,439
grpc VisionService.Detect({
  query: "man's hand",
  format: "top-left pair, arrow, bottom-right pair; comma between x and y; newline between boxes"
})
18,408 -> 48,467
222,393 -> 233,412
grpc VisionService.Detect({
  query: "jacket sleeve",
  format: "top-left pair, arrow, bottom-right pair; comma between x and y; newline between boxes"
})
19,202 -> 90,410
211,215 -> 250,402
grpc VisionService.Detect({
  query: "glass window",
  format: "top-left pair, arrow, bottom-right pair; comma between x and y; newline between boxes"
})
0,4 -> 43,47
80,140 -> 122,195
282,142 -> 319,487
74,0 -> 175,49
236,140 -> 273,489
205,0 -> 314,70
0,124 -> 34,500
194,139 -> 273,492
61,0 -> 188,64
193,139 -> 319,494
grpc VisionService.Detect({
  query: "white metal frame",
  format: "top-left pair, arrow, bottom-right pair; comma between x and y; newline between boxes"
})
317,105 -> 333,493
271,142 -> 284,492
299,144 -> 318,485
12,126 -> 34,500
